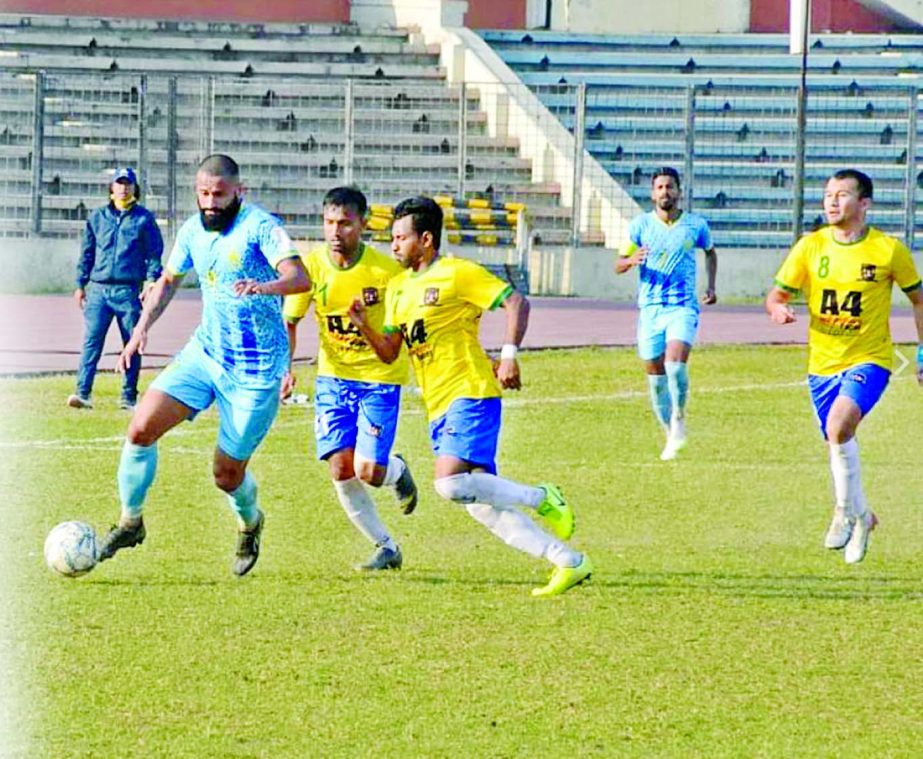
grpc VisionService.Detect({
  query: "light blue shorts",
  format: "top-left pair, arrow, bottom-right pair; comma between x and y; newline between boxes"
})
314,376 -> 401,464
428,397 -> 502,474
150,339 -> 281,461
637,304 -> 699,361
808,363 -> 890,440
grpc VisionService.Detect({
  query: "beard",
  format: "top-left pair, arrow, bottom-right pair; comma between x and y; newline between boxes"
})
199,196 -> 241,232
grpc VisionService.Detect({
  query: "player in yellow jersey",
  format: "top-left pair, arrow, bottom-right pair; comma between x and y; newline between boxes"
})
766,169 -> 923,564
283,187 -> 417,571
348,196 -> 592,597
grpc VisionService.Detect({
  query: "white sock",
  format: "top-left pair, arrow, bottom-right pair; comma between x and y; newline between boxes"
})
829,439 -> 865,517
380,455 -> 406,487
647,374 -> 671,430
332,477 -> 395,548
465,503 -> 582,567
434,472 -> 544,510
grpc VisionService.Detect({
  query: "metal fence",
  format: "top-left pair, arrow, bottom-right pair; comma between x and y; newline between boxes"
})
1,70 -> 920,253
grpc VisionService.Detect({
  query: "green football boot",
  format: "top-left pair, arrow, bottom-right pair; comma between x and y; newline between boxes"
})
531,555 -> 593,598
536,484 -> 575,540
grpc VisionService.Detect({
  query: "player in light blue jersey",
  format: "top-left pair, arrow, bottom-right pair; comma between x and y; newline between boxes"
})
96,154 -> 310,576
616,167 -> 717,460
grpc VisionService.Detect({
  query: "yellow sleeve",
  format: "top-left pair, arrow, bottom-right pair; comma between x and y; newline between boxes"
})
891,240 -> 922,292
454,259 -> 511,311
774,237 -> 810,294
621,240 -> 639,258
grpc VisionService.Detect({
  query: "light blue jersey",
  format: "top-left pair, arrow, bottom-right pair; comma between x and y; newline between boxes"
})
167,203 -> 297,388
627,211 -> 713,309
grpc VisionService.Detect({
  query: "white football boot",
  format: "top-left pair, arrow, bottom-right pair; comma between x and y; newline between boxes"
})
844,510 -> 878,565
823,507 -> 854,550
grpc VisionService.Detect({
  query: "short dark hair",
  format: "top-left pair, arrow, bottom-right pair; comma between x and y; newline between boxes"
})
393,196 -> 443,250
323,186 -> 368,217
830,169 -> 873,199
651,166 -> 681,187
198,154 -> 240,182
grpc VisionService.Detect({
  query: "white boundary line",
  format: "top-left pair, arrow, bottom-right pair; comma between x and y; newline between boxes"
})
1,378 -> 807,451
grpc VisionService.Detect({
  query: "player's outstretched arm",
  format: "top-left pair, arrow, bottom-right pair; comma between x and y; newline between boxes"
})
907,287 -> 923,385
765,286 -> 796,325
701,247 -> 718,305
281,318 -> 299,399
118,270 -> 182,373
347,298 -> 403,364
496,291 -> 529,391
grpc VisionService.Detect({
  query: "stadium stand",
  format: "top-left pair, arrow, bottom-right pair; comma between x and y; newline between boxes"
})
0,13 -> 604,292
483,30 -> 923,250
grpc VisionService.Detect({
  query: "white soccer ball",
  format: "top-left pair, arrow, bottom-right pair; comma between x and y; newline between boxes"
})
44,521 -> 98,578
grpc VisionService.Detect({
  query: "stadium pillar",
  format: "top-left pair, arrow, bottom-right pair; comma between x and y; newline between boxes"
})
571,82 -> 586,248
902,87 -> 918,250
29,71 -> 45,236
684,86 -> 696,212
456,81 -> 468,197
790,0 -> 810,243
137,75 -> 147,198
166,77 -> 178,245
343,79 -> 355,186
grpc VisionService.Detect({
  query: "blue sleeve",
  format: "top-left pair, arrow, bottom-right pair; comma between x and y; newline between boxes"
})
697,217 -> 714,251
76,214 -> 96,288
629,216 -> 643,246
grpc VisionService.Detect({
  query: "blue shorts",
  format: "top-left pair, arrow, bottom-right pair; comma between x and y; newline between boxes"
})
428,397 -> 502,474
637,304 -> 699,361
150,339 -> 281,461
314,376 -> 401,464
808,363 -> 890,439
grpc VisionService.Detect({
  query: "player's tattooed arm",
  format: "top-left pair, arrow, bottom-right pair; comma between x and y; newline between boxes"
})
117,270 -> 182,373
234,256 -> 310,297
496,291 -> 529,391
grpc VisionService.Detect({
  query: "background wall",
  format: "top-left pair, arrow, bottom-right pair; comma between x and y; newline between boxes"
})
464,0 -> 526,29
0,0 -> 349,23
554,0 -> 752,33
750,0 -> 907,32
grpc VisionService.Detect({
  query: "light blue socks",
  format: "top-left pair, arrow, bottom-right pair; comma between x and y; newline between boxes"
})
647,374 -> 672,428
664,361 -> 689,419
227,471 -> 260,529
117,441 -> 158,521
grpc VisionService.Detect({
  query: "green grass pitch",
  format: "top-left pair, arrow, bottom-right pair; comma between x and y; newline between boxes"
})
1,345 -> 921,757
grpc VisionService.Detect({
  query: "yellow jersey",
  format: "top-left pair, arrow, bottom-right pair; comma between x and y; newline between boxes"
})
383,256 -> 513,420
283,242 -> 408,385
774,226 -> 921,375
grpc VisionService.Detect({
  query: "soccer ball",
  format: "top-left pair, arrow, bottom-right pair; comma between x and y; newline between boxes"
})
44,521 -> 98,578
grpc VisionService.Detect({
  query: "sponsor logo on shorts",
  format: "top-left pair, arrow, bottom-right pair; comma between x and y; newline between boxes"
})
368,424 -> 382,438
424,287 -> 440,305
851,372 -> 866,384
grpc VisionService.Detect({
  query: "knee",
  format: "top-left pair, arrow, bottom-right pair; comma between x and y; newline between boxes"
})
434,474 -> 475,504
353,457 -> 382,486
126,419 -> 157,447
327,455 -> 356,482
213,460 -> 245,493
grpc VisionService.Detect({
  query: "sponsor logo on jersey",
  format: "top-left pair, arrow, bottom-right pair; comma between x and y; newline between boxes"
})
860,264 -> 877,282
424,287 -> 440,305
362,287 -> 380,306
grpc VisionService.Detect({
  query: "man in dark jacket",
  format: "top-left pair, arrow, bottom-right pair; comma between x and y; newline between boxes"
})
69,168 -> 164,410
